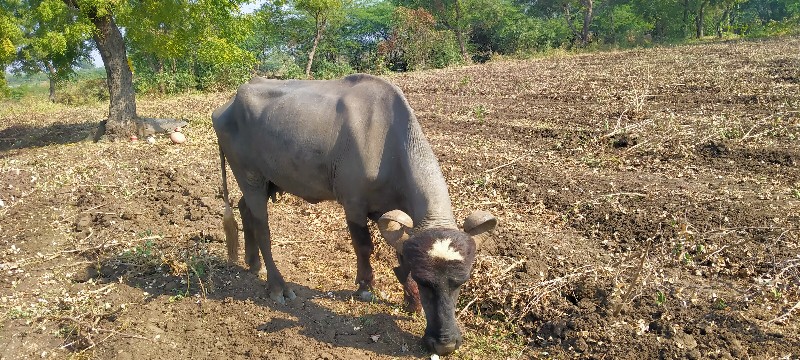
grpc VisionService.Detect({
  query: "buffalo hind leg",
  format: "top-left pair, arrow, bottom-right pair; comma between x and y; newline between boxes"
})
348,221 -> 375,302
242,193 -> 295,304
238,198 -> 263,274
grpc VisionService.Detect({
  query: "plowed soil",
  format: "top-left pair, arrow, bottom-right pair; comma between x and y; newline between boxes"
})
2,37 -> 799,359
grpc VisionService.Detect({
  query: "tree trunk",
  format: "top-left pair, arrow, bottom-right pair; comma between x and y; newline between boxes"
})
305,15 -> 325,79
453,0 -> 469,63
63,0 -> 138,139
564,5 -> 580,43
716,7 -> 731,38
696,0 -> 706,38
45,61 -> 57,103
683,0 -> 690,38
157,58 -> 165,94
581,0 -> 594,46
93,14 -> 137,137
655,17 -> 666,40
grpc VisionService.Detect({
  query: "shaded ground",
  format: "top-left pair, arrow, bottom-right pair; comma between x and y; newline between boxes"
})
1,37 -> 799,359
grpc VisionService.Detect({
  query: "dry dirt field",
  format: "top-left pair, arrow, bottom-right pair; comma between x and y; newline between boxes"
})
1,37 -> 799,359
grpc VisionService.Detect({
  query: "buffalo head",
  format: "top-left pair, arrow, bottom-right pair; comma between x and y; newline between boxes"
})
379,210 -> 497,355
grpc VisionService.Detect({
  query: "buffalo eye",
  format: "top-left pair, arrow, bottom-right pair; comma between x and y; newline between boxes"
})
448,278 -> 467,289
412,275 -> 437,290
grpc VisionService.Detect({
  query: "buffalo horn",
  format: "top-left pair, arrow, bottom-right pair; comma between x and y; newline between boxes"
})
378,210 -> 413,250
463,210 -> 497,250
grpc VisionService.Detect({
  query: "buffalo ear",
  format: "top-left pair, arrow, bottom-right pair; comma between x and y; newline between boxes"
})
378,210 -> 414,251
463,210 -> 497,250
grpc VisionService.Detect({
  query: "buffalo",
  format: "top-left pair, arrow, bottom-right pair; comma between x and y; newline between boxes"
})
213,74 -> 496,355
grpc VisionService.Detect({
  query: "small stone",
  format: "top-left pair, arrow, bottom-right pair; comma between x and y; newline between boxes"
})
359,291 -> 375,302
573,337 -> 589,353
199,197 -> 214,208
74,214 -> 92,232
163,281 -> 179,292
188,208 -> 203,221
675,333 -> 697,350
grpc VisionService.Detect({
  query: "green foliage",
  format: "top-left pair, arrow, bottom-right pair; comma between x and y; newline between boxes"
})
655,290 -> 667,305
14,0 -> 93,85
333,0 -> 395,72
311,57 -> 355,79
379,6 -> 462,71
6,0 -> 800,100
473,104 -> 486,123
0,1 -> 23,58
596,4 -> 654,46
196,36 -> 257,90
124,0 -> 256,92
1,1 -> 24,96
467,0 -> 572,59
296,0 -> 344,18
57,77 -> 108,105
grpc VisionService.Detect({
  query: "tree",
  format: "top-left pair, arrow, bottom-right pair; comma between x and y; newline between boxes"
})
62,0 -> 137,139
15,0 -> 92,102
395,0 -> 470,62
247,2 -> 305,78
124,0 -> 255,92
712,0 -> 744,38
0,0 -> 23,96
595,2 -> 653,45
295,0 -> 346,78
123,0 -> 193,93
466,0 -> 537,58
516,0 -> 601,47
562,0 -> 598,46
338,0 -> 395,72
693,0 -> 709,37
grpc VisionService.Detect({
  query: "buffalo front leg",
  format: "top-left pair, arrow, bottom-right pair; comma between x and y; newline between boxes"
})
348,221 -> 375,302
238,198 -> 263,274
243,194 -> 295,304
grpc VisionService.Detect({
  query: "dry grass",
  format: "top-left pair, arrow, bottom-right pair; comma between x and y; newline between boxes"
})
2,37 -> 800,359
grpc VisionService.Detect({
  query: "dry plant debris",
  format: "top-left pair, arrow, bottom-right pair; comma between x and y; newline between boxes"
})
2,37 -> 799,359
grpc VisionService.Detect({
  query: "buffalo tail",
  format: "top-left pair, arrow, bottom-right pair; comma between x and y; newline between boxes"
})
220,148 -> 239,264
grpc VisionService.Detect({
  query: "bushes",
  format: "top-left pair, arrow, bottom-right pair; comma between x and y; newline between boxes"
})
311,58 -> 355,79
195,37 -> 258,91
57,78 -> 108,105
596,5 -> 654,46
258,51 -> 305,79
378,7 -> 463,72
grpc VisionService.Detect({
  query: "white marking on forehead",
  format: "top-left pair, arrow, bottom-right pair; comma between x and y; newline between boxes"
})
428,238 -> 464,261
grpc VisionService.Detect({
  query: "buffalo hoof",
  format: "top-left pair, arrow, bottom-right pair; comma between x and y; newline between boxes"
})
270,288 -> 296,304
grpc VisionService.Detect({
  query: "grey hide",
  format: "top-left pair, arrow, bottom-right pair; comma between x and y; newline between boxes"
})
212,74 -> 496,355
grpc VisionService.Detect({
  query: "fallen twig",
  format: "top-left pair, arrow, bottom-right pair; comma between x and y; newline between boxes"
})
484,155 -> 528,174
613,249 -> 648,317
767,300 -> 800,325
458,296 -> 479,318
273,237 -> 327,245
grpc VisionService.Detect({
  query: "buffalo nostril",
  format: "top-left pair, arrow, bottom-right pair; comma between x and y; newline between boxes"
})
433,341 -> 458,355
425,337 -> 460,356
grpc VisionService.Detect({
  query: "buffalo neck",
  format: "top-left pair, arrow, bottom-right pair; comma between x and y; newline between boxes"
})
401,119 -> 457,231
